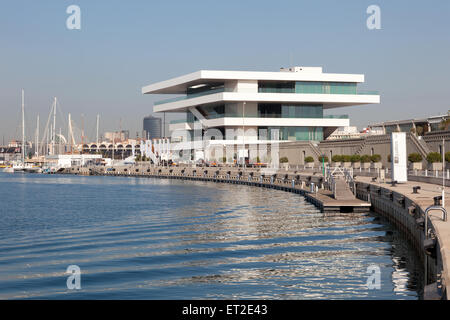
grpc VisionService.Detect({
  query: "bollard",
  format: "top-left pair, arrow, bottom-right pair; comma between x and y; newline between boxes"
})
434,196 -> 442,206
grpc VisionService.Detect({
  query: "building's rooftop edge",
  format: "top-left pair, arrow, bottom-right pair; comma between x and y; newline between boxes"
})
142,68 -> 366,95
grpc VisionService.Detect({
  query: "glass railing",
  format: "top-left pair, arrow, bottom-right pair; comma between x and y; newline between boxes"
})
170,119 -> 191,124
155,88 -> 225,105
155,88 -> 379,105
171,114 -> 349,122
258,88 -> 295,93
356,90 -> 379,95
323,115 -> 349,119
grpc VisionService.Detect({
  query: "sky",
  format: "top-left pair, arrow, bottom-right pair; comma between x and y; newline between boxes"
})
0,0 -> 449,143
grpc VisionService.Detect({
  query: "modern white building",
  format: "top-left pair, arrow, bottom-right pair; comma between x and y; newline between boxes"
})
45,154 -> 103,168
142,67 -> 380,161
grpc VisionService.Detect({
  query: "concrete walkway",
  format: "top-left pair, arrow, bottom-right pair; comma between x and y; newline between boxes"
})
356,176 -> 449,298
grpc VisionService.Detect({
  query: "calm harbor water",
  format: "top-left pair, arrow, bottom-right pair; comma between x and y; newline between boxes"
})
0,172 -> 423,299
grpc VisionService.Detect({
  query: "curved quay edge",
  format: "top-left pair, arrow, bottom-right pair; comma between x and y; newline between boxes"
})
62,165 -> 449,300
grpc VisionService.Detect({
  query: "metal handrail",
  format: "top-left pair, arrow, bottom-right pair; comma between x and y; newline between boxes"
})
424,205 -> 448,239
423,205 -> 447,286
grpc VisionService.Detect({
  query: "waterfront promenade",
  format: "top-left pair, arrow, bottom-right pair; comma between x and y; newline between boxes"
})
355,175 -> 450,299
62,164 -> 449,299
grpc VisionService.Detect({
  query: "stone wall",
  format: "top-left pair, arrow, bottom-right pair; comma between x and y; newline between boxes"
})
278,131 -> 450,168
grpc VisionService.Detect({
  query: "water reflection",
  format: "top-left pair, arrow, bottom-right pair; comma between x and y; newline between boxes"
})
0,174 -> 423,299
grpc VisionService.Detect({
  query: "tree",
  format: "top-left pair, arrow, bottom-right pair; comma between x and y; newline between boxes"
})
439,119 -> 450,131
416,125 -> 424,136
350,154 -> 361,163
427,152 -> 442,163
318,155 -> 328,162
408,153 -> 422,163
332,155 -> 342,162
342,155 -> 352,162
370,154 -> 381,162
445,152 -> 450,163
280,157 -> 289,163
361,155 -> 371,163
305,156 -> 314,163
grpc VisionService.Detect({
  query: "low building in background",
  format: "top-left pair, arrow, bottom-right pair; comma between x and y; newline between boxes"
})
369,112 -> 450,136
326,126 -> 361,140
104,130 -> 130,143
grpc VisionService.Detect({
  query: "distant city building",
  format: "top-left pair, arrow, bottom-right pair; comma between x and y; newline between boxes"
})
143,115 -> 162,139
0,146 -> 21,162
104,130 -> 129,143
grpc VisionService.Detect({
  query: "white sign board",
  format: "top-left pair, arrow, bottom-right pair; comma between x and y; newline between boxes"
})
238,149 -> 249,159
391,132 -> 407,182
195,151 -> 204,161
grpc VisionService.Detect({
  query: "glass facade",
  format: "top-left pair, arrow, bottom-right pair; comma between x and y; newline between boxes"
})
259,126 -> 323,141
157,80 -> 378,106
258,81 -> 359,95
258,82 -> 295,93
295,81 -> 357,94
258,104 -> 323,118
197,105 -> 225,119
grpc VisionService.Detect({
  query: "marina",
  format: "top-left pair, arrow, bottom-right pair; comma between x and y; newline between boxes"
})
0,172 -> 423,299
1,1 -> 449,305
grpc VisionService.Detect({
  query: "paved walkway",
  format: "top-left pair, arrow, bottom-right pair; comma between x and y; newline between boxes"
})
356,176 -> 450,297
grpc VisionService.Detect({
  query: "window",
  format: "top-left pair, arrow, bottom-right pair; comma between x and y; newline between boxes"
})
258,104 -> 323,118
262,127 -> 323,141
295,81 -> 357,94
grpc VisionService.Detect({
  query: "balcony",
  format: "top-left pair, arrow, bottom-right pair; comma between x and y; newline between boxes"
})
155,88 -> 225,106
155,87 -> 379,106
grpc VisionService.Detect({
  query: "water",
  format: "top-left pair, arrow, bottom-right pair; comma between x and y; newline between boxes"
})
0,172 -> 423,299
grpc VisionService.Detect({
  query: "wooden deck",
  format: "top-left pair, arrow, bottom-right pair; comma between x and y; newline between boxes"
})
304,189 -> 371,213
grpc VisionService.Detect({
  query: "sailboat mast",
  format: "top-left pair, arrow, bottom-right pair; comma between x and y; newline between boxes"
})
52,97 -> 56,155
59,128 -> 62,155
81,113 -> 84,154
96,114 -> 100,146
22,89 -> 25,165
68,113 -> 73,154
35,115 -> 39,158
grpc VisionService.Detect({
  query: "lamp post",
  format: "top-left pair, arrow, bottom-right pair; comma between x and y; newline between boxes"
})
242,101 -> 246,171
321,154 -> 326,176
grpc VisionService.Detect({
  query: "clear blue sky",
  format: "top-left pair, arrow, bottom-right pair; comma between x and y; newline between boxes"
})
1,0 -> 449,143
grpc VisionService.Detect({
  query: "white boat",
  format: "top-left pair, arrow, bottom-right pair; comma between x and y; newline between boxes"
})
2,167 -> 14,173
